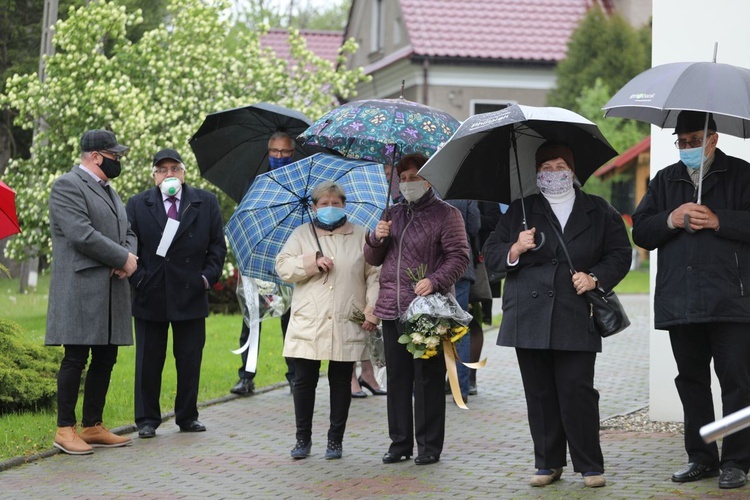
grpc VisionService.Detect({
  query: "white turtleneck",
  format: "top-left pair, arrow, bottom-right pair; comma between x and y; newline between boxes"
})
543,187 -> 576,232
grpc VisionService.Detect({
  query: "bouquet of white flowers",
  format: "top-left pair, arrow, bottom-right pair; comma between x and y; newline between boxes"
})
398,290 -> 472,360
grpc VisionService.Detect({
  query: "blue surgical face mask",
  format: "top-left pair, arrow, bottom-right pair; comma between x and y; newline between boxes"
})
315,206 -> 346,225
679,148 -> 707,170
269,155 -> 294,170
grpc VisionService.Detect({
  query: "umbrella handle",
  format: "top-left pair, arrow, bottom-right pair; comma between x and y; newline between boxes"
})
531,231 -> 545,252
684,214 -> 696,234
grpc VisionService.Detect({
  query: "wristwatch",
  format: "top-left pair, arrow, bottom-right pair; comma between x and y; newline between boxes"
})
589,273 -> 603,291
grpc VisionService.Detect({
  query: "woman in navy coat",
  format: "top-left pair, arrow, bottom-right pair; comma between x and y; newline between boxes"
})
484,143 -> 631,488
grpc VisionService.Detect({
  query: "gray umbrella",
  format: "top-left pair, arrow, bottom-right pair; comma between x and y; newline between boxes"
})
602,49 -> 750,229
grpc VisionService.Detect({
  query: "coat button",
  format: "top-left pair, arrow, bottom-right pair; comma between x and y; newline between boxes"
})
185,258 -> 190,263
165,257 -> 170,262
547,290 -> 554,297
185,283 -> 190,289
687,266 -> 692,271
531,291 -> 538,298
327,315 -> 332,320
551,259 -> 557,265
329,285 -> 333,290
189,232 -> 193,238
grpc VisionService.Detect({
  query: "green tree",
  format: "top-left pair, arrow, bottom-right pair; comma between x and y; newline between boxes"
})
547,6 -> 650,113
236,0 -> 352,31
0,0 -> 366,260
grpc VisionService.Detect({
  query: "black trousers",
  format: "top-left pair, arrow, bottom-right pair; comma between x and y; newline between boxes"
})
516,348 -> 603,473
292,358 -> 354,443
669,323 -> 750,472
57,344 -> 118,427
238,310 -> 294,383
382,319 -> 447,458
134,318 -> 205,428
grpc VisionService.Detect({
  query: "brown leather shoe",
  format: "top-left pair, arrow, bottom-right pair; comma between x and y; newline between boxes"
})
583,474 -> 607,488
80,423 -> 132,448
529,468 -> 563,487
54,426 -> 94,455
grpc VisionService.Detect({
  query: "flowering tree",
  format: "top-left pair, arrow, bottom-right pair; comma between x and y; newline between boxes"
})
0,0 -> 366,260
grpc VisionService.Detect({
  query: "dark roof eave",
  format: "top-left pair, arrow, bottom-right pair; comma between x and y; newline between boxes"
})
409,54 -> 558,68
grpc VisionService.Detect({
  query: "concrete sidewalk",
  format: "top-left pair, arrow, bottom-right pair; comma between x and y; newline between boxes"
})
0,294 -> 744,498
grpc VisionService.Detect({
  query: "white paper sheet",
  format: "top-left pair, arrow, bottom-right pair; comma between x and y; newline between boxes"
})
156,218 -> 180,257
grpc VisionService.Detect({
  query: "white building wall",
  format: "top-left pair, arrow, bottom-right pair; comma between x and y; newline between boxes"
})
650,2 -> 750,421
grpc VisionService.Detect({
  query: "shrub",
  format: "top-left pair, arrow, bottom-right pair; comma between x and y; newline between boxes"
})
208,267 -> 240,315
0,319 -> 61,414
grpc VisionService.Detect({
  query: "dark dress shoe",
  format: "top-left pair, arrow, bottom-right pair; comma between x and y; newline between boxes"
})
671,462 -> 720,482
179,420 -> 206,432
291,439 -> 312,459
415,455 -> 440,465
230,378 -> 255,395
382,452 -> 411,463
138,425 -> 156,439
719,467 -> 747,489
358,377 -> 387,395
351,390 -> 367,398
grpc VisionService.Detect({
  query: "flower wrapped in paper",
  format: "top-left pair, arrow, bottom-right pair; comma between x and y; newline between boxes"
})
399,291 -> 484,409
233,276 -> 292,373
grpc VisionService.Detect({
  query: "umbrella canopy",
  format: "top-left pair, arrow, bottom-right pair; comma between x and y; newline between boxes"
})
225,153 -> 388,286
190,102 -> 328,203
0,180 -> 21,240
299,97 -> 460,165
419,104 -> 618,204
602,61 -> 750,138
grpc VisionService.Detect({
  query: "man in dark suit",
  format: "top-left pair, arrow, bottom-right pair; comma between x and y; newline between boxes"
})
230,132 -> 295,395
126,148 -> 226,438
47,129 -> 138,455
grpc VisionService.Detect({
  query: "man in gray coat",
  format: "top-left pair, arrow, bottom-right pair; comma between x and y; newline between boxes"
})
46,129 -> 138,455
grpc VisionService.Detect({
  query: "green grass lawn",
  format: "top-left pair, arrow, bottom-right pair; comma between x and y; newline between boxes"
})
0,274 -> 289,461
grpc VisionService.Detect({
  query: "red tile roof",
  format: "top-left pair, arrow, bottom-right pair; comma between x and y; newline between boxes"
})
596,135 -> 651,177
261,29 -> 343,64
399,0 -> 592,62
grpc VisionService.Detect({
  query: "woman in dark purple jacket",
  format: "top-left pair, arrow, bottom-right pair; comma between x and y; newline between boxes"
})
364,154 -> 470,466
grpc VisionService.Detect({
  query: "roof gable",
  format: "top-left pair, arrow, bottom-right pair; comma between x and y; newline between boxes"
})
260,29 -> 343,64
399,0 -> 591,62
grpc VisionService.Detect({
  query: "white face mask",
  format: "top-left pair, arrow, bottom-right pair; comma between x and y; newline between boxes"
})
399,180 -> 429,203
536,170 -> 574,196
160,176 -> 182,196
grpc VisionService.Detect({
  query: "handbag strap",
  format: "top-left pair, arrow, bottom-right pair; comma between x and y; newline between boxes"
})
542,211 -> 577,275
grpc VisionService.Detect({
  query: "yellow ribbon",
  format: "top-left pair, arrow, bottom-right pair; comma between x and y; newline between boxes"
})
443,338 -> 487,409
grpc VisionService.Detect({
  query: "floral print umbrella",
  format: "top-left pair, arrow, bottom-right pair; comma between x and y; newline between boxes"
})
299,98 -> 460,165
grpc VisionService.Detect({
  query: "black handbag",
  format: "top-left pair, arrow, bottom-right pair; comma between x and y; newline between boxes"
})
546,219 -> 630,337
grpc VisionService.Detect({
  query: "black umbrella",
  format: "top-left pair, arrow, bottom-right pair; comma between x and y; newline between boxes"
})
189,102 -> 328,203
419,105 -> 618,249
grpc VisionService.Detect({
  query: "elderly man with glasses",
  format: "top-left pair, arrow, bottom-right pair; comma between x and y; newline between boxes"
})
633,111 -> 750,490
126,148 -> 226,439
230,131 -> 298,396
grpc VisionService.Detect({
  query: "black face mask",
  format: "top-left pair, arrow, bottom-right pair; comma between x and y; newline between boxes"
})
99,155 -> 122,179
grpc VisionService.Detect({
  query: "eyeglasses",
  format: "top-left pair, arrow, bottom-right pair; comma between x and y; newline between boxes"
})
674,134 -> 714,150
99,150 -> 124,161
268,148 -> 295,156
154,165 -> 184,174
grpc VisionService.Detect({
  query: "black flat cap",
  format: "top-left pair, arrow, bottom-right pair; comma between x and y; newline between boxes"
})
80,129 -> 129,153
153,148 -> 184,166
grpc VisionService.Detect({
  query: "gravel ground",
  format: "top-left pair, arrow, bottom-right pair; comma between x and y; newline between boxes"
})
601,406 -> 685,434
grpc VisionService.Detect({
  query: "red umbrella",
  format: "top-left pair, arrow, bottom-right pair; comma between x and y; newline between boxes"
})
0,180 -> 21,239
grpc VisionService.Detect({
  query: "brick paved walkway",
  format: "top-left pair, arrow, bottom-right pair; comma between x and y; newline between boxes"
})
1,295 -> 745,499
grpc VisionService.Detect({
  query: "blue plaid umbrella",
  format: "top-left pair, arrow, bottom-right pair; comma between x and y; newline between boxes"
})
225,153 -> 388,286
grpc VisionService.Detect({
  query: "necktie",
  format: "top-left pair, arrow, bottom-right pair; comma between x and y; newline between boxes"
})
167,196 -> 179,220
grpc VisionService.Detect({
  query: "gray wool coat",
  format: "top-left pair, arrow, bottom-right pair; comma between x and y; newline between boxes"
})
45,166 -> 137,346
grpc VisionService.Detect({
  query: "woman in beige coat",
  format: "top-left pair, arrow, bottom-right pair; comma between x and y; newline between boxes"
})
275,181 -> 380,461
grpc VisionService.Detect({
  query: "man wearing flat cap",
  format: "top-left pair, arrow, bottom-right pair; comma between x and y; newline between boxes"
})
633,111 -> 750,489
126,148 -> 226,439
46,129 -> 138,455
